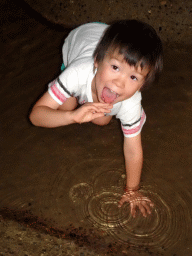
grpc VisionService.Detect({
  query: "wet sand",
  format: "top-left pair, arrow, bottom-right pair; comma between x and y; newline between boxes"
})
1,0 -> 192,255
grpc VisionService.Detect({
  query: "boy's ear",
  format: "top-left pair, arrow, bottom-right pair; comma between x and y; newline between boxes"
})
94,56 -> 99,68
94,58 -> 98,68
93,57 -> 98,73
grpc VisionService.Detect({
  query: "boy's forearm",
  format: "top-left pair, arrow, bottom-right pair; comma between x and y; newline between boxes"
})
123,135 -> 143,190
29,106 -> 75,128
124,150 -> 143,189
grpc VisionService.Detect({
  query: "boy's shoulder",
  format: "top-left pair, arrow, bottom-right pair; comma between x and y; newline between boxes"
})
66,22 -> 108,44
59,58 -> 94,85
65,57 -> 93,73
63,22 -> 108,67
72,22 -> 108,33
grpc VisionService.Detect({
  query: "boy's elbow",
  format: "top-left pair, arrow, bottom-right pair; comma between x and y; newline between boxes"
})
29,113 -> 36,126
29,108 -> 39,126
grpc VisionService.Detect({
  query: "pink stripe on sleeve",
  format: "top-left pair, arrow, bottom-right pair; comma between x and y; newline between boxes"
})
50,83 -> 67,103
122,110 -> 146,136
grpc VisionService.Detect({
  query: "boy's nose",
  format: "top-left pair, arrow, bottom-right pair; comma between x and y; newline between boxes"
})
113,77 -> 126,89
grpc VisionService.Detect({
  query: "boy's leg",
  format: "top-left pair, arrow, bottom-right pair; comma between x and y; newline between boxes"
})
58,97 -> 78,111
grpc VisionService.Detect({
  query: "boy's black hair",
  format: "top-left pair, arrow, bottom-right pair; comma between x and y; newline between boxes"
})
93,20 -> 163,90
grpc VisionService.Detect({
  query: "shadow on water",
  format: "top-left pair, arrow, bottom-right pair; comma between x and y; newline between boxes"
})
1,0 -> 192,255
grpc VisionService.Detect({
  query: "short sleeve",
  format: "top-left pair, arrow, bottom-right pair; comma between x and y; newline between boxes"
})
121,106 -> 146,137
48,66 -> 78,105
115,91 -> 146,138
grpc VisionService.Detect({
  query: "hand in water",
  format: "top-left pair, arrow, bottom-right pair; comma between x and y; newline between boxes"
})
118,188 -> 154,217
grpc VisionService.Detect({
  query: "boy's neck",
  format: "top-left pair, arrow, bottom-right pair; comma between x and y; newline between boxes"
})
91,76 -> 99,103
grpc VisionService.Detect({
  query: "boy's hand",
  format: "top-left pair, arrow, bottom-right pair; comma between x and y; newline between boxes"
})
118,190 -> 154,218
72,102 -> 112,124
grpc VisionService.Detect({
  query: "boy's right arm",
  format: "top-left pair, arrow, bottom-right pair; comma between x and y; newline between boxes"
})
29,92 -> 112,127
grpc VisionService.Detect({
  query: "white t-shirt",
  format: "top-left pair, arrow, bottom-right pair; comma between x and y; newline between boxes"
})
48,22 -> 146,137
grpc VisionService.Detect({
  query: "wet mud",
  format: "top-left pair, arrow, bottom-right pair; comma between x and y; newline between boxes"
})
1,0 -> 192,255
24,0 -> 192,44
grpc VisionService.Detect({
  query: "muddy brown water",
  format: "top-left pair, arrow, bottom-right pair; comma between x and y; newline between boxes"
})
1,1 -> 192,255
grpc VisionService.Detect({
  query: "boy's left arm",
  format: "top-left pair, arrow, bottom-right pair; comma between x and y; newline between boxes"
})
118,133 -> 154,217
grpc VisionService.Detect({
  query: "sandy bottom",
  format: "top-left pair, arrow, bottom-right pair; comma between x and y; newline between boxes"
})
1,1 -> 192,255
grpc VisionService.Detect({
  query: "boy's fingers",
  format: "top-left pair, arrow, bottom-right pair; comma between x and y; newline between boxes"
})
91,103 -> 113,109
92,108 -> 111,114
144,204 -> 152,215
118,194 -> 154,218
91,113 -> 105,119
118,197 -> 126,207
138,204 -> 147,217
85,104 -> 111,113
130,203 -> 136,217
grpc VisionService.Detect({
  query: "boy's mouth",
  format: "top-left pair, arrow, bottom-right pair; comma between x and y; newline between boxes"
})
101,87 -> 119,103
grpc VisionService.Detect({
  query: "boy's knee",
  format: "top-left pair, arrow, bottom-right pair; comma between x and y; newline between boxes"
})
92,116 -> 112,126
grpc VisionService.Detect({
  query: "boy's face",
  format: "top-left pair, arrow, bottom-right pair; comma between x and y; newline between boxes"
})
92,51 -> 149,104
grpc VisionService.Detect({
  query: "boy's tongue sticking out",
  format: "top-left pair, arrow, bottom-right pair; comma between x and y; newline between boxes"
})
102,87 -> 118,103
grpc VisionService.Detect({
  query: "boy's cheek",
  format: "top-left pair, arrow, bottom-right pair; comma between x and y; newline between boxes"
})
97,72 -> 105,85
100,69 -> 111,82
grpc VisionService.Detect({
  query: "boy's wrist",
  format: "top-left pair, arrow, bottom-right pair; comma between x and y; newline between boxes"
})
124,185 -> 140,192
59,110 -> 77,125
69,110 -> 78,124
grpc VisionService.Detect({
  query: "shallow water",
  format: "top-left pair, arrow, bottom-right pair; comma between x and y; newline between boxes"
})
1,1 -> 192,255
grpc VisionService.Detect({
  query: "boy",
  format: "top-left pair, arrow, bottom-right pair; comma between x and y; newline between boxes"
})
29,20 -> 163,217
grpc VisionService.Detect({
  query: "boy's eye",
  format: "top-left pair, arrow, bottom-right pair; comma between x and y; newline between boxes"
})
130,75 -> 137,81
112,65 -> 119,71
